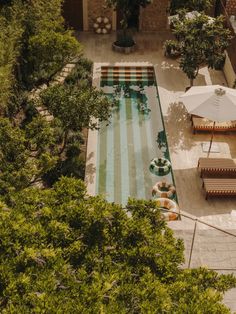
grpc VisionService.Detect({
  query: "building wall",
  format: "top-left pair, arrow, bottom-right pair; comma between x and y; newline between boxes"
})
224,51 -> 236,87
226,0 -> 236,15
140,0 -> 169,31
86,0 -> 169,32
87,0 -> 113,30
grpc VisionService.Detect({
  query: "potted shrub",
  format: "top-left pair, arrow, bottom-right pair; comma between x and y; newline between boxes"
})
210,54 -> 226,71
163,40 -> 181,57
106,0 -> 152,53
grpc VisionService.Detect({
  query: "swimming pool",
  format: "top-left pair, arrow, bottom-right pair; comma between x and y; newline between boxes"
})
95,66 -> 175,205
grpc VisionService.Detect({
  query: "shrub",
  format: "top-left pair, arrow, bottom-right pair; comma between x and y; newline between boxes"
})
163,40 -> 181,57
26,30 -> 81,87
64,57 -> 93,86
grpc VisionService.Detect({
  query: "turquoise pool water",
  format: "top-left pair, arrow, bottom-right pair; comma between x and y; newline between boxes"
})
96,66 -> 175,205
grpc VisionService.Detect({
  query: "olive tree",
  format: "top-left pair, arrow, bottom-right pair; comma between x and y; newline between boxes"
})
40,84 -> 112,153
19,0 -> 81,88
166,12 -> 232,86
169,0 -> 212,15
0,117 -> 59,194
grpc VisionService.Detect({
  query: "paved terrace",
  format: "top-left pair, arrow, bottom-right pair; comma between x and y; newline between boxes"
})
77,31 -> 236,310
78,30 -> 236,220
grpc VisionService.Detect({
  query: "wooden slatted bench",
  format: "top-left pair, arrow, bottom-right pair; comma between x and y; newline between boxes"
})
198,158 -> 236,177
203,178 -> 236,199
192,117 -> 236,134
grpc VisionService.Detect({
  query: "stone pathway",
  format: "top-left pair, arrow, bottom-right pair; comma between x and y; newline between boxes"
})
27,58 -> 80,187
29,58 -> 79,121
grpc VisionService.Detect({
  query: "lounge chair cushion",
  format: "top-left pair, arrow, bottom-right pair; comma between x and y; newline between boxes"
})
198,157 -> 236,177
192,117 -> 236,133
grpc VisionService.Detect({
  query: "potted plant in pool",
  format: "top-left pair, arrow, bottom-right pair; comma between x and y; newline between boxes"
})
106,0 -> 152,53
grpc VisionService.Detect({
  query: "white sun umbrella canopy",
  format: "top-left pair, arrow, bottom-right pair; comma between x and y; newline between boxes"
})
180,85 -> 236,123
180,85 -> 236,156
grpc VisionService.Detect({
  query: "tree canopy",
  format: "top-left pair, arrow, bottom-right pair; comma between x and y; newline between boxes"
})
19,0 -> 81,88
0,1 -> 25,109
0,1 -> 112,191
167,12 -> 232,86
40,84 -> 112,133
0,177 -> 235,312
0,0 -> 81,94
0,117 -> 58,194
169,0 -> 212,15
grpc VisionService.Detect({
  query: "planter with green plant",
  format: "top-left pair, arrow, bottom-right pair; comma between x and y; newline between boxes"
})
112,29 -> 136,53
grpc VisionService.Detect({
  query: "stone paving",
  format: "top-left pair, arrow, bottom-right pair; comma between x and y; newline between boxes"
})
169,216 -> 236,311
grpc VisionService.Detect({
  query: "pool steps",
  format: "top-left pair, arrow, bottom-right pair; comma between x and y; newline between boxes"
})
101,66 -> 155,82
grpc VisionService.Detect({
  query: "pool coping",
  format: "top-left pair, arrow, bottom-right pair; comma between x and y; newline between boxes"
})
85,61 -> 165,196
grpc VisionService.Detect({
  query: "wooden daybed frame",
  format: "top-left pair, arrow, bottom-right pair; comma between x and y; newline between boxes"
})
192,117 -> 236,134
203,178 -> 236,199
197,157 -> 236,177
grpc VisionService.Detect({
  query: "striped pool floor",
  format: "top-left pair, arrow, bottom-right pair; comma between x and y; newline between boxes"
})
96,68 -> 174,205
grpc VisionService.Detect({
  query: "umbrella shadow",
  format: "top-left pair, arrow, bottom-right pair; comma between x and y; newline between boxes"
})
165,102 -> 197,152
156,61 -> 207,92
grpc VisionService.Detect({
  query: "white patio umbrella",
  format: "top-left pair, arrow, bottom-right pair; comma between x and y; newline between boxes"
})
180,85 -> 236,156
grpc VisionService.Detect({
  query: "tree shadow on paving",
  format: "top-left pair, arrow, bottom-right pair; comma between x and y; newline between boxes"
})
156,61 -> 206,92
189,132 -> 236,160
165,102 -> 197,152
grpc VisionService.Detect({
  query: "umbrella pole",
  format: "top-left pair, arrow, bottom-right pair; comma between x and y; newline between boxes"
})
207,121 -> 216,157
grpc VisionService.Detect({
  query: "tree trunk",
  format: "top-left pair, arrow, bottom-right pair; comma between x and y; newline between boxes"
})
59,130 -> 69,155
121,8 -> 131,34
122,15 -> 128,40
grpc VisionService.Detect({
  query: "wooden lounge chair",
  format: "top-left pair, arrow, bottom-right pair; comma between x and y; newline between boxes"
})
192,117 -> 236,134
198,157 -> 236,177
203,178 -> 236,199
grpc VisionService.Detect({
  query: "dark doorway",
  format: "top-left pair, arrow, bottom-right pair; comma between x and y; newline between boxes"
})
214,0 -> 226,17
116,5 -> 140,30
63,0 -> 83,30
